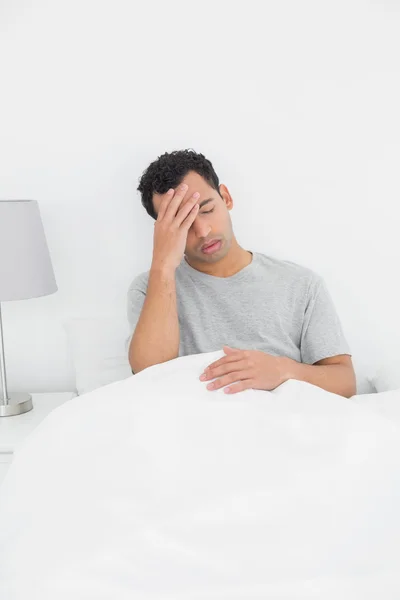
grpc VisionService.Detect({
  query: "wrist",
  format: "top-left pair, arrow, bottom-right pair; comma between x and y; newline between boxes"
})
279,357 -> 297,383
150,262 -> 177,278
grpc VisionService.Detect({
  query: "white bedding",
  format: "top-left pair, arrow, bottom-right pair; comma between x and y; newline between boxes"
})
1,350 -> 400,599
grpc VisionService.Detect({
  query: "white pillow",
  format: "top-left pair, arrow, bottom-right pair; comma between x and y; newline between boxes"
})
63,317 -> 133,395
369,358 -> 400,392
351,387 -> 400,425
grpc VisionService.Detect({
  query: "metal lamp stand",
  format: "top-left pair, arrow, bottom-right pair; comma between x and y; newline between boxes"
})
0,302 -> 33,417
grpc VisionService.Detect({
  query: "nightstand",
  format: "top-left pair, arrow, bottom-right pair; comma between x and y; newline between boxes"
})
0,392 -> 76,487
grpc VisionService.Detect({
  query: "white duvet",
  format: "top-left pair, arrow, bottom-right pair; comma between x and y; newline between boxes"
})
1,350 -> 400,600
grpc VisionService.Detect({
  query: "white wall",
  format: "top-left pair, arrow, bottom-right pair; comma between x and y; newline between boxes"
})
0,0 -> 399,392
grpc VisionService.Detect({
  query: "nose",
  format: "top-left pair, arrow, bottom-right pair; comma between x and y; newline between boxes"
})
191,216 -> 211,239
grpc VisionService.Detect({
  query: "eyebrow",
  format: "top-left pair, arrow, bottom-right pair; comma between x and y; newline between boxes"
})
199,198 -> 214,209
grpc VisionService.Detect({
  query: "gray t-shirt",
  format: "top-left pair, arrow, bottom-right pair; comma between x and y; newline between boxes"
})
126,251 -> 351,365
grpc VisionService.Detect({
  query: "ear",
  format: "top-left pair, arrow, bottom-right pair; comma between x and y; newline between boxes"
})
219,184 -> 233,210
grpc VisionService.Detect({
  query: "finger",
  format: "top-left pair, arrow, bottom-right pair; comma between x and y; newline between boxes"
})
157,188 -> 174,221
206,370 -> 253,391
175,192 -> 200,227
164,183 -> 190,222
203,359 -> 250,380
181,202 -> 199,230
223,345 -> 240,354
205,352 -> 245,372
224,380 -> 254,394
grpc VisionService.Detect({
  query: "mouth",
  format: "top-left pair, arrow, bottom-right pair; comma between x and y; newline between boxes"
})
201,239 -> 222,254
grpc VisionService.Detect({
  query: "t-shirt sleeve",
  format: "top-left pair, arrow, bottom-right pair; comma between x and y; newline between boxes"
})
125,274 -> 148,356
300,275 -> 352,364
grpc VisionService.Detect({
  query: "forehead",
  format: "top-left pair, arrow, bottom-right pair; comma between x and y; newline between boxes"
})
152,171 -> 214,213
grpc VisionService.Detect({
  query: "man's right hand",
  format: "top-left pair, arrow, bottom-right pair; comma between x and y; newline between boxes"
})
151,183 -> 200,272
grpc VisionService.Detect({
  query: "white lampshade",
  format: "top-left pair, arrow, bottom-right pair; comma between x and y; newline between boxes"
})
0,200 -> 57,301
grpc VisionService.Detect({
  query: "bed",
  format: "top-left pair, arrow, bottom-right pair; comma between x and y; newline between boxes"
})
1,348 -> 400,599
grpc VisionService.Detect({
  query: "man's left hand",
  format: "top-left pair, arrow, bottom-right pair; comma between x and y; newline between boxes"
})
199,346 -> 291,394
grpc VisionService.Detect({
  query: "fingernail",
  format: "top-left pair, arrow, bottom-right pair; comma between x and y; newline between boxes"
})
180,183 -> 188,190
200,374 -> 206,381
207,383 -> 215,390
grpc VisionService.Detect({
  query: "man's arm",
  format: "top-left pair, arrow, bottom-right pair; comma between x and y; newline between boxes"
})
200,348 -> 356,397
128,266 -> 180,373
283,354 -> 357,398
128,183 -> 200,374
294,272 -> 355,397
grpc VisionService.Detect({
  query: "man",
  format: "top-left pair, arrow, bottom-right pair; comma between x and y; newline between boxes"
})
127,149 -> 356,398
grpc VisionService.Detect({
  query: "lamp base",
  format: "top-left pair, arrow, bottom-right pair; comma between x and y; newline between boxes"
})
0,393 -> 33,417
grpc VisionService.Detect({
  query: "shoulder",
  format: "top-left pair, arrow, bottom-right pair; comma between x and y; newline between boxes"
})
255,252 -> 321,289
127,269 -> 150,295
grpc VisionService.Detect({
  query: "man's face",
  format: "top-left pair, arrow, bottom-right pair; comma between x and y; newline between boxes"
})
152,171 -> 235,266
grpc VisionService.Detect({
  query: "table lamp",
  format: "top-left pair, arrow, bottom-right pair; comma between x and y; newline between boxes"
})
0,200 -> 57,417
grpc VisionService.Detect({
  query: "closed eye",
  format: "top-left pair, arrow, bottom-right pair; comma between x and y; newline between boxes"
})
202,208 -> 214,214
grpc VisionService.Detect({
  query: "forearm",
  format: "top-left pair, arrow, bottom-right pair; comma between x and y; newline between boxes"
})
129,266 -> 180,373
283,359 -> 357,398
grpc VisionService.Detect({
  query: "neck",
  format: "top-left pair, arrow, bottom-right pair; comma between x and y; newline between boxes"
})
185,238 -> 253,278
